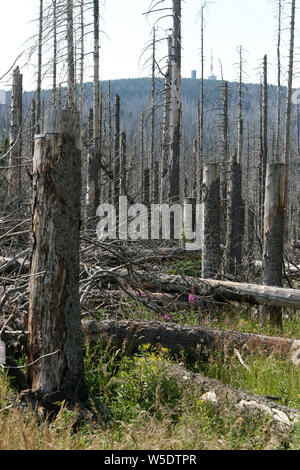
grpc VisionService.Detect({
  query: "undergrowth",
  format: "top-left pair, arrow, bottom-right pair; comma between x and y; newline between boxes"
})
0,338 -> 300,450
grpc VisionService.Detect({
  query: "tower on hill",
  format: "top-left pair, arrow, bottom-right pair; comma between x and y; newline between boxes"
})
208,50 -> 217,80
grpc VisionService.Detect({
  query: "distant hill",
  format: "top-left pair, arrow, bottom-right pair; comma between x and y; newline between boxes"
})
0,76 -> 297,162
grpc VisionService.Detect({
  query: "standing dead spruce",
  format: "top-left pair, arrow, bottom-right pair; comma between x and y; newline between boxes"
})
26,109 -> 88,404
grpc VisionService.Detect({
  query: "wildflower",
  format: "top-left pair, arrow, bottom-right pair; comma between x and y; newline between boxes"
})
164,314 -> 171,322
137,309 -> 142,315
188,293 -> 196,304
225,317 -> 230,325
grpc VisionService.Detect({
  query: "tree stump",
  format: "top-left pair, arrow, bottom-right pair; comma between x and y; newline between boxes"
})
27,108 -> 88,404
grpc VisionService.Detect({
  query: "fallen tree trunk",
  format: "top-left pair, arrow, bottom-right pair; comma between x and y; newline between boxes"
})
125,271 -> 300,310
82,319 -> 300,366
0,249 -> 30,275
89,268 -> 300,310
167,363 -> 299,432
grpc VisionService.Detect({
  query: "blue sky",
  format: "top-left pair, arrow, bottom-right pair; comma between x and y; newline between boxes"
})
0,0 -> 299,90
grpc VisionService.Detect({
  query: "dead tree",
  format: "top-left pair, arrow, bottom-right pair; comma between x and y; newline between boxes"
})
52,0 -> 57,107
261,55 -> 268,235
8,66 -> 23,204
114,94 -> 121,210
283,0 -> 296,240
27,109 -> 87,404
120,131 -> 126,196
202,162 -> 221,278
36,0 -> 43,133
261,163 -> 285,327
150,27 -> 156,203
225,153 -> 243,275
86,0 -> 101,220
198,1 -> 207,197
169,0 -> 181,204
161,35 -> 172,203
67,0 -> 76,109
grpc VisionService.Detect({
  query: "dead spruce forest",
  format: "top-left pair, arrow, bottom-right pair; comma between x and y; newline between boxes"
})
1,0 -> 300,451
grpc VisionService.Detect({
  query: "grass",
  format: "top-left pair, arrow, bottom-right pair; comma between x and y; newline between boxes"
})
1,256 -> 299,450
0,337 -> 300,450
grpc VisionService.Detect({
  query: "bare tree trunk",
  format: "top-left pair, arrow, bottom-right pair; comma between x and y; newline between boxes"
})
220,80 -> 229,246
120,131 -> 126,196
202,162 -> 220,278
161,35 -> 172,203
36,0 -> 43,133
27,109 -> 87,403
260,163 -> 285,327
8,66 -> 23,204
276,0 -> 282,161
67,0 -> 76,109
79,0 -> 84,138
283,0 -> 296,239
169,0 -> 181,204
114,94 -> 121,209
150,27 -> 156,203
108,81 -> 113,203
198,2 -> 206,196
140,112 -> 145,203
261,55 -> 268,234
226,153 -> 243,275
31,98 -> 36,156
53,0 -> 57,107
93,0 -> 100,145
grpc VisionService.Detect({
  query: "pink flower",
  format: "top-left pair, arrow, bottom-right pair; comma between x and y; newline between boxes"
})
138,290 -> 146,299
225,317 -> 230,325
137,309 -> 142,315
188,293 -> 196,304
164,314 -> 171,322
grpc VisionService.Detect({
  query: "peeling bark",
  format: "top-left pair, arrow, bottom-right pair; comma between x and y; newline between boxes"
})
83,319 -> 300,368
202,163 -> 220,278
27,109 -> 87,403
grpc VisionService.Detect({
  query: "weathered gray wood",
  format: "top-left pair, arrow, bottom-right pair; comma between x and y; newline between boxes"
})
225,154 -> 243,275
8,66 -> 23,203
83,319 -> 300,367
261,163 -> 285,326
43,108 -> 80,148
27,109 -> 87,403
161,35 -> 172,203
167,363 -> 299,431
202,163 -> 220,278
107,270 -> 300,310
169,0 -> 181,203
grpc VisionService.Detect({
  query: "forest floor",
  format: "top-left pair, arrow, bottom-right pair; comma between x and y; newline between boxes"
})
0,242 -> 300,450
1,297 -> 300,450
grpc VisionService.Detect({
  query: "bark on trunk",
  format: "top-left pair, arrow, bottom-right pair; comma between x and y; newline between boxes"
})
169,0 -> 181,203
202,163 -> 220,278
226,155 -> 243,275
83,319 -> 300,369
27,109 -> 87,403
161,35 -> 172,203
168,363 -> 299,431
8,66 -> 23,204
108,270 -> 300,310
261,163 -> 285,326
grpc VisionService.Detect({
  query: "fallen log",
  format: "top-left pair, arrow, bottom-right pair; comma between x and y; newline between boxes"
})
0,249 -> 30,275
122,271 -> 300,310
82,319 -> 300,366
167,363 -> 299,432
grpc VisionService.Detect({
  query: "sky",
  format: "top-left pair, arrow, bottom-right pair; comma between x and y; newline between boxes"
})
0,0 -> 299,91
